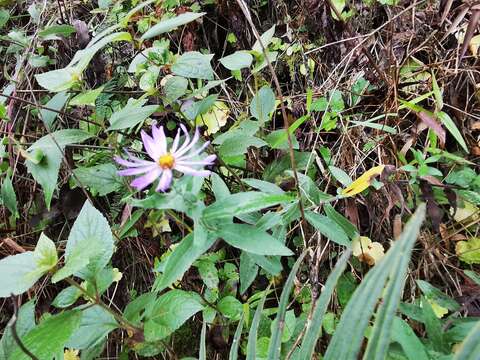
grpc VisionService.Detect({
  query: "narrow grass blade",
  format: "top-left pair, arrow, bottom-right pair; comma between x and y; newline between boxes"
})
267,251 -> 307,360
247,287 -> 270,360
229,313 -> 245,360
199,320 -> 207,360
363,204 -> 426,360
324,205 -> 426,360
298,250 -> 351,360
453,320 -> 480,360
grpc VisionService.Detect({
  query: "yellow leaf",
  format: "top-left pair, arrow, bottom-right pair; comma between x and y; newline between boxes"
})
341,165 -> 385,197
112,268 -> 123,282
64,349 -> 80,360
469,34 -> 480,56
451,201 -> 479,223
195,101 -> 229,135
455,237 -> 480,264
427,299 -> 449,318
352,236 -> 385,266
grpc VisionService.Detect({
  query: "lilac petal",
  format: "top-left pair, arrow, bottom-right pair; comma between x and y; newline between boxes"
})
130,167 -> 162,190
118,164 -> 158,176
175,164 -> 211,177
141,130 -> 160,160
152,125 -> 167,155
170,124 -> 190,154
170,128 -> 182,154
114,156 -> 155,168
176,154 -> 216,166
156,169 -> 173,192
177,141 -> 211,161
174,127 -> 200,157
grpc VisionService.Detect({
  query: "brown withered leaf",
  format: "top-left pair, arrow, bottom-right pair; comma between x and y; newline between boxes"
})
418,111 -> 446,145
420,180 -> 443,231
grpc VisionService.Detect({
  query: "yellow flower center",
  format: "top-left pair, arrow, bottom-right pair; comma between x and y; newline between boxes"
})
158,153 -> 175,169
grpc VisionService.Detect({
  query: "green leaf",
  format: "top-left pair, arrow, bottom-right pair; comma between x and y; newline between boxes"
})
324,204 -> 359,239
271,310 -> 296,343
32,233 -> 58,274
73,163 -> 122,196
390,317 -> 429,360
66,305 -> 118,350
35,67 -> 79,92
10,310 -> 82,360
53,200 -> 113,281
218,136 -> 267,157
39,91 -> 70,130
252,25 -> 276,53
421,297 -> 446,352
70,86 -> 104,106
218,296 -> 243,321
196,259 -> 219,290
155,233 -> 217,292
436,111 -> 468,153
431,72 -> 443,111
305,211 -> 351,247
39,24 -> 76,38
324,204 -> 426,360
0,299 -> 35,359
229,313 -> 245,360
220,51 -> 253,70
172,51 -> 214,80
416,280 -> 460,311
203,191 -> 293,221
141,12 -> 206,40
108,98 -> 158,130
0,252 -> 39,298
0,9 -> 10,29
243,179 -> 284,195
239,251 -> 258,294
1,173 -> 18,218
250,86 -> 276,123
25,129 -> 92,209
246,288 -> 269,360
265,129 -> 299,150
268,251 -> 307,359
216,223 -> 293,256
164,76 -> 188,104
144,290 -> 203,341
453,320 -> 480,360
298,250 -> 351,359
52,286 -> 82,308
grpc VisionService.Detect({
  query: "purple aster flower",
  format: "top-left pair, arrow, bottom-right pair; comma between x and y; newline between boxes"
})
115,124 -> 216,192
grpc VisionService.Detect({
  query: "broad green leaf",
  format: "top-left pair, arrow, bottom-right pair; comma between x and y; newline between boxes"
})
416,280 -> 460,311
0,299 -> 35,359
183,94 -> 217,121
144,290 -> 203,341
216,223 -> 293,256
265,129 -> 299,150
66,305 -> 118,350
229,313 -> 245,360
390,317 -> 429,360
298,250 -> 351,359
220,51 -> 253,70
252,25 -> 276,53
9,310 -> 82,360
421,297 -> 446,352
250,86 -> 276,123
268,251 -> 307,359
196,259 -> 219,290
453,320 -> 480,360
456,237 -> 480,264
39,91 -> 70,130
164,76 -> 188,104
25,129 -> 92,209
1,173 -> 18,218
35,67 -> 79,92
324,204 -> 359,239
155,233 -> 217,292
32,233 -> 58,274
52,286 -> 82,308
436,111 -> 468,153
0,252 -> 39,297
39,24 -> 76,38
324,204 -> 426,360
60,200 -> 114,281
218,296 -> 243,321
305,211 -> 350,247
271,310 -> 296,343
70,86 -> 104,106
218,136 -> 267,157
108,98 -> 158,130
246,288 -> 269,360
203,192 -> 293,220
141,12 -> 206,40
172,51 -> 214,80
73,163 -> 122,196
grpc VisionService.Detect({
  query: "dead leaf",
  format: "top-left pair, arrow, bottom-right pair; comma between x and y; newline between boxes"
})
418,111 -> 446,145
352,236 -> 385,266
341,165 -> 385,197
